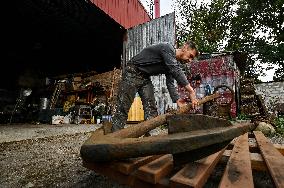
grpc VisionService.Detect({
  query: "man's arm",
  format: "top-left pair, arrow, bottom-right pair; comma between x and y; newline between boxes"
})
161,45 -> 198,108
160,46 -> 190,87
183,83 -> 198,108
165,74 -> 179,103
166,75 -> 198,108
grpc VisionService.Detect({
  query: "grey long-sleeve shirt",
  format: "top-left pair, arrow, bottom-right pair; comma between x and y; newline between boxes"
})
129,42 -> 189,102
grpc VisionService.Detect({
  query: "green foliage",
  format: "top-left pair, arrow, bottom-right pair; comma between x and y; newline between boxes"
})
274,117 -> 284,135
237,113 -> 250,120
174,0 -> 284,80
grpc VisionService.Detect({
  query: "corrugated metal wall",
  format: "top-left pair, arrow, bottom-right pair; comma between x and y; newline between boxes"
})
123,12 -> 177,117
91,0 -> 151,29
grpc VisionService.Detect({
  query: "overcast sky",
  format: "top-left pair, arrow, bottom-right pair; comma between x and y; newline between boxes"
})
139,0 -> 275,81
140,0 -> 174,17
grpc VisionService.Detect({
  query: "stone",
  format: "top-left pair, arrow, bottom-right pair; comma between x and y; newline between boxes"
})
255,122 -> 276,135
24,182 -> 34,188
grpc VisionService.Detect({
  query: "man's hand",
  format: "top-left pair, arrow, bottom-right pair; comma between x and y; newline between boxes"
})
184,83 -> 199,109
177,98 -> 187,108
191,98 -> 199,109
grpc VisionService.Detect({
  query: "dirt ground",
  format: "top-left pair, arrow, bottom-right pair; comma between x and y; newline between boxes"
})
0,124 -> 128,188
0,123 -> 279,188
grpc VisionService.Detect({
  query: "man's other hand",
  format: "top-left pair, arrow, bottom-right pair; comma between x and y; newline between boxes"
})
191,98 -> 199,109
177,98 -> 187,108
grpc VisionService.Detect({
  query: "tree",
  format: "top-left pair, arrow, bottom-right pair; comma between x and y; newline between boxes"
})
174,0 -> 284,81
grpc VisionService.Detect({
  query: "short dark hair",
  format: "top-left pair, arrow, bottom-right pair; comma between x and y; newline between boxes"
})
185,40 -> 199,57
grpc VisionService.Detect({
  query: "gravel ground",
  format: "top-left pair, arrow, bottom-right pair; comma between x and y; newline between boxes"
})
0,124 -> 100,143
0,125 -> 129,188
0,123 -> 282,188
268,134 -> 284,144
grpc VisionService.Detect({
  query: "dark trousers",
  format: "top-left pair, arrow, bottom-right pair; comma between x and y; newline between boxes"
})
111,64 -> 158,132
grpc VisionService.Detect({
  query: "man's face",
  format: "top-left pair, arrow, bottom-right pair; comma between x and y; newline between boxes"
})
179,47 -> 197,64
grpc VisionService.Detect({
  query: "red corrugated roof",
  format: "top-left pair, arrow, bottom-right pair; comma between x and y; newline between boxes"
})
91,0 -> 151,29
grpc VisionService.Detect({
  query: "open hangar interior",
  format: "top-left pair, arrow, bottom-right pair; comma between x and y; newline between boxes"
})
1,0 -> 127,123
2,0 -> 126,91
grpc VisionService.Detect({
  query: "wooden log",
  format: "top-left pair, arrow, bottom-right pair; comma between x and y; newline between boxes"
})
170,148 -> 225,188
110,93 -> 220,138
254,131 -> 284,188
167,114 -> 232,134
135,154 -> 173,184
81,122 -> 255,162
219,133 -> 254,188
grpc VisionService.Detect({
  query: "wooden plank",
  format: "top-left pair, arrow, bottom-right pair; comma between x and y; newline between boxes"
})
219,133 -> 254,188
273,144 -> 284,156
170,148 -> 225,188
135,154 -> 173,184
112,155 -> 162,175
82,161 -> 136,186
254,131 -> 284,188
223,150 -> 268,171
231,137 -> 284,156
132,177 -> 170,188
250,152 -> 268,171
83,161 -> 168,188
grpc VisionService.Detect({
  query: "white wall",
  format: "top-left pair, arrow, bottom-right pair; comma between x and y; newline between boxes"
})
255,81 -> 284,111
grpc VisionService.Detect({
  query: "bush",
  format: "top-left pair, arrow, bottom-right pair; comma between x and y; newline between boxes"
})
237,113 -> 250,120
274,116 -> 284,135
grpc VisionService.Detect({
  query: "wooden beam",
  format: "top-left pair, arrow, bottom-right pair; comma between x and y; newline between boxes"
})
83,160 -> 169,188
273,143 -> 284,156
112,155 -> 162,175
223,150 -> 268,171
111,93 -> 220,138
135,154 -> 173,184
224,150 -> 265,171
82,161 -> 136,186
219,133 -> 254,188
250,152 -> 268,171
254,131 -> 284,188
81,122 -> 255,162
170,148 -> 225,188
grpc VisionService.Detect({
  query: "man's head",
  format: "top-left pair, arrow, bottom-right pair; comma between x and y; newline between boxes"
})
176,40 -> 199,64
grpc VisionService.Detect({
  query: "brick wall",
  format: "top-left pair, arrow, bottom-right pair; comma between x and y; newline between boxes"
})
255,81 -> 284,111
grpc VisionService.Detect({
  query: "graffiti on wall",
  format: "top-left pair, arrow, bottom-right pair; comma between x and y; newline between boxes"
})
178,54 -> 240,118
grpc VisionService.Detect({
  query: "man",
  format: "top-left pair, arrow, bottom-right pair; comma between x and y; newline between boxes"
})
112,40 -> 199,132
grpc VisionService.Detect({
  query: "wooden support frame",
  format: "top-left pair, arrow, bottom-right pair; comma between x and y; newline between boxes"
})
81,121 -> 255,162
83,131 -> 284,188
254,131 -> 284,188
219,133 -> 254,188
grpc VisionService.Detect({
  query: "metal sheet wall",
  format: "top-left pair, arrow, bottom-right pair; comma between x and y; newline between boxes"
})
123,13 -> 176,116
178,55 -> 240,118
91,0 -> 151,29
